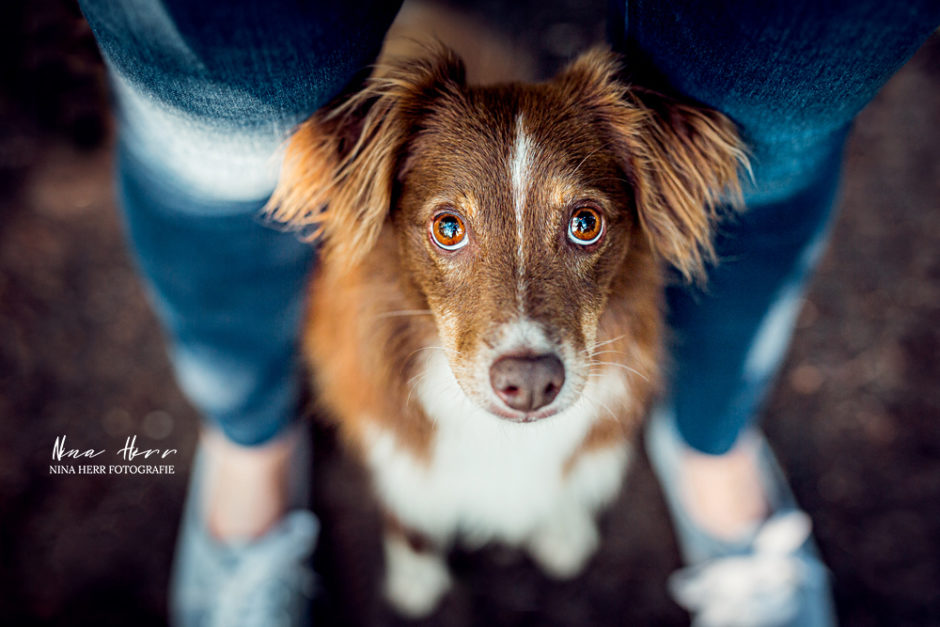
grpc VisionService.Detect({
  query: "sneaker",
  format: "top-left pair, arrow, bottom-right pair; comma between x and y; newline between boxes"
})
169,425 -> 319,627
645,407 -> 836,627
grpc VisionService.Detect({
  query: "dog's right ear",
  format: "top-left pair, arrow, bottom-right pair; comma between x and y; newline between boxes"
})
558,47 -> 746,284
267,45 -> 466,266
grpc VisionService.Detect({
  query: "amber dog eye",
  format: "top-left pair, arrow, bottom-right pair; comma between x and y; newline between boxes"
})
430,213 -> 468,250
567,207 -> 604,246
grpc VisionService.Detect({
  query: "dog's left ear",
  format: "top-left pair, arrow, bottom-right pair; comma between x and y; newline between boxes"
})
267,45 -> 467,266
559,48 -> 746,283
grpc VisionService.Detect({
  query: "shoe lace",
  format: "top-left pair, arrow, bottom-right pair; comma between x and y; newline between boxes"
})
209,511 -> 319,627
668,511 -> 815,627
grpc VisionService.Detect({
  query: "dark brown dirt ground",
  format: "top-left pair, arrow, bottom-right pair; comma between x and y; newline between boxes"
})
1,2 -> 938,626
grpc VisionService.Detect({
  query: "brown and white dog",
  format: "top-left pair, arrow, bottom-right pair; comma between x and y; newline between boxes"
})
268,43 -> 744,618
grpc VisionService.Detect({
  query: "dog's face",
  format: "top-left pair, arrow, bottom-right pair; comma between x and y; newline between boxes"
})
269,47 -> 743,422
394,86 -> 638,421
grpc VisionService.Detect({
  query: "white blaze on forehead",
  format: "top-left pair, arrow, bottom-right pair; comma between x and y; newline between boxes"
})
510,114 -> 536,313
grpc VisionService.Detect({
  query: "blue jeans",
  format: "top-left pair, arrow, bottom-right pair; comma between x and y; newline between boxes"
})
78,0 -> 401,445
79,0 -> 937,451
611,0 -> 940,453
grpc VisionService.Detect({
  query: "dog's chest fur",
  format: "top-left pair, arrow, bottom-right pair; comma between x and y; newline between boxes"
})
363,349 -> 631,545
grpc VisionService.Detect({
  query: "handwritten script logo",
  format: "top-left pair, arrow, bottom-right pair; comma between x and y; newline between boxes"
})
50,435 -> 178,476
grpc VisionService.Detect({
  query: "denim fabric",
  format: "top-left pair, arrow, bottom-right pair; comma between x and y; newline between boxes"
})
78,0 -> 400,445
80,0 -> 937,452
613,0 -> 940,453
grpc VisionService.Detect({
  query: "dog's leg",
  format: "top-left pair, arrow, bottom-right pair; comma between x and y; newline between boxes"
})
525,501 -> 600,579
382,523 -> 451,618
526,443 -> 631,579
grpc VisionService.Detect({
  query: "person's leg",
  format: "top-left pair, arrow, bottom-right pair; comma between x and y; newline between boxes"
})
77,1 -> 399,623
610,0 -> 940,620
614,0 -> 939,458
78,0 -> 400,539
613,0 -> 938,520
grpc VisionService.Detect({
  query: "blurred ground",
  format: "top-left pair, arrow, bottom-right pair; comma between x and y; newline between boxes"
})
0,1 -> 938,625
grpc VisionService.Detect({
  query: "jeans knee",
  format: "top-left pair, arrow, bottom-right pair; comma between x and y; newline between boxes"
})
82,0 -> 399,210
114,70 -> 295,210
740,122 -> 851,207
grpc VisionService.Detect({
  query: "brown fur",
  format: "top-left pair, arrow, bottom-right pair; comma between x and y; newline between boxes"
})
267,44 -> 744,588
268,44 -> 742,451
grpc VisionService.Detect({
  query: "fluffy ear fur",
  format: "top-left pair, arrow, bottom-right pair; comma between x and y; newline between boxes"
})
266,45 -> 466,266
559,47 -> 747,283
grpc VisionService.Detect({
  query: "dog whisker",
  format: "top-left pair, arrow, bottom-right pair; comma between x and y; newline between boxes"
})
571,146 -> 605,176
589,334 -> 627,351
587,360 -> 651,382
584,175 -> 633,186
579,390 -> 620,424
405,370 -> 433,407
402,344 -> 452,365
375,309 -> 434,319
589,349 -> 627,358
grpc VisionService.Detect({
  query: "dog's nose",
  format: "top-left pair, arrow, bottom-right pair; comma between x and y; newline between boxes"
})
490,354 -> 565,413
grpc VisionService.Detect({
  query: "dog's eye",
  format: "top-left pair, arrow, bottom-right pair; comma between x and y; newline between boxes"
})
430,213 -> 468,250
567,207 -> 604,246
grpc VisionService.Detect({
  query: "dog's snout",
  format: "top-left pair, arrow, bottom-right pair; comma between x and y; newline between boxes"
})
490,354 -> 565,413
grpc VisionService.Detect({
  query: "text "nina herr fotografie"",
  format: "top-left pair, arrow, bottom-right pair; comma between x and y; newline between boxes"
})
50,435 -> 178,475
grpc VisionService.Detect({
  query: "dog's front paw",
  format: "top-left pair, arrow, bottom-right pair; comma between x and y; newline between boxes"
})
526,508 -> 599,579
383,534 -> 452,618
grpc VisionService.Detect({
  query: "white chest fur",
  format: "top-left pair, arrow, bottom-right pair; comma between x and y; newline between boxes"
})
363,349 -> 631,547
